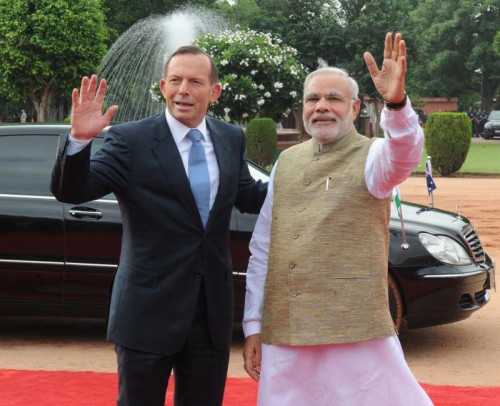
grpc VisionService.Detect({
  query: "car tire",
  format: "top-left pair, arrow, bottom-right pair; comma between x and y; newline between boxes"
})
388,274 -> 403,331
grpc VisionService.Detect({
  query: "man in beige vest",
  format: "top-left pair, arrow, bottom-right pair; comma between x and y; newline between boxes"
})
243,33 -> 433,405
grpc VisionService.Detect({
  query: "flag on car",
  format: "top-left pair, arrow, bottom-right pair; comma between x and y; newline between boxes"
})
392,186 -> 402,218
392,185 -> 409,250
425,157 -> 437,195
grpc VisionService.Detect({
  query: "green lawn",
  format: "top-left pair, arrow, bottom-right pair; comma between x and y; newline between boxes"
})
416,142 -> 500,175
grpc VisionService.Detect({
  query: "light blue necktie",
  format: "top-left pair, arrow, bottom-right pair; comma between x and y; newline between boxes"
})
187,129 -> 210,227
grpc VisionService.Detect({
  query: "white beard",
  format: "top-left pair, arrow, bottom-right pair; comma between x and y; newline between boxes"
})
304,110 -> 354,145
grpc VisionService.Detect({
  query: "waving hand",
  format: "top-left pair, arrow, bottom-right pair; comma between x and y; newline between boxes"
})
363,32 -> 407,104
70,75 -> 119,140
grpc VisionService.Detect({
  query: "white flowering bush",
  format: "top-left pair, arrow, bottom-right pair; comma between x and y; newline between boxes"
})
194,29 -> 307,124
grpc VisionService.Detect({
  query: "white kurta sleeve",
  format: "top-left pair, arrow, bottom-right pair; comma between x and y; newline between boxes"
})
365,99 -> 424,198
242,164 -> 277,337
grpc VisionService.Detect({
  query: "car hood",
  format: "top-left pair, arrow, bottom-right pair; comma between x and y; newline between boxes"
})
391,201 -> 470,235
485,120 -> 500,127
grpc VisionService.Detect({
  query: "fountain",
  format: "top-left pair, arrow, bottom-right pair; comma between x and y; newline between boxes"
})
99,6 -> 228,123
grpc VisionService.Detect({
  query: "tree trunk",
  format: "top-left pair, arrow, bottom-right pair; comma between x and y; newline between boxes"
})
482,77 -> 499,111
30,86 -> 52,122
293,106 -> 307,141
30,96 -> 41,122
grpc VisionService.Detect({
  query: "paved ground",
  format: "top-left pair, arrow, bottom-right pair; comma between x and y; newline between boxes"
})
397,175 -> 500,387
0,176 -> 498,386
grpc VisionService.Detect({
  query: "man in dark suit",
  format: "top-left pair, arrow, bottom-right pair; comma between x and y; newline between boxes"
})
51,46 -> 267,406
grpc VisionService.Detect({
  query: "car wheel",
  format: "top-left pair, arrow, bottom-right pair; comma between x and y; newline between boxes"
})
388,274 -> 403,331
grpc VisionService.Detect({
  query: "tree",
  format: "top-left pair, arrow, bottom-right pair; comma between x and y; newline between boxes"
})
336,0 -> 418,99
425,112 -> 471,176
103,0 -> 220,43
216,0 -> 262,28
249,0 -> 346,72
494,30 -> 500,56
0,0 -> 109,122
410,0 -> 500,111
194,29 -> 307,123
245,117 -> 277,167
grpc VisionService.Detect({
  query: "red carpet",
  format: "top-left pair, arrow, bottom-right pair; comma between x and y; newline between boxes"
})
0,369 -> 498,405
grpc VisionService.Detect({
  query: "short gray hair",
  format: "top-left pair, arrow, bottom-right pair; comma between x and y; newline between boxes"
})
303,67 -> 359,100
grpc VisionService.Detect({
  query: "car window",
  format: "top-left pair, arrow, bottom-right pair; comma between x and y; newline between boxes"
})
488,111 -> 500,120
90,136 -> 105,155
0,135 -> 59,196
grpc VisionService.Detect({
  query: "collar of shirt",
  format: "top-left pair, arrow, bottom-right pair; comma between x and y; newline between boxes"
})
164,108 -> 210,146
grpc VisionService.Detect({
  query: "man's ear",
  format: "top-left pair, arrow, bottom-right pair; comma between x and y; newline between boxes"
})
352,99 -> 362,121
159,79 -> 168,100
210,83 -> 222,103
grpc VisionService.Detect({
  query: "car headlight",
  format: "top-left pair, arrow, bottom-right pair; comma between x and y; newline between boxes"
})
419,233 -> 472,265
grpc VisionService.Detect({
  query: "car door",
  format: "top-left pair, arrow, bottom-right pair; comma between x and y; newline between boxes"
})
0,133 -> 65,308
62,135 -> 122,312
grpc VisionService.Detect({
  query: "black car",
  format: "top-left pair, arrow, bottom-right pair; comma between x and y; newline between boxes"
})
481,110 -> 500,139
0,124 -> 495,330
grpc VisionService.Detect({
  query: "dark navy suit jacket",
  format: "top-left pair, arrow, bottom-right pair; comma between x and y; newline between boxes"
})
51,113 -> 267,355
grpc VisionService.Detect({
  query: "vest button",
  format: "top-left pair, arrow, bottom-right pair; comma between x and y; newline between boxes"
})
291,291 -> 299,297
288,261 -> 296,269
304,179 -> 310,186
293,233 -> 300,239
298,207 -> 305,212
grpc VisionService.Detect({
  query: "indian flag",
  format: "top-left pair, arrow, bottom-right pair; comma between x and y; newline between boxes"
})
392,186 -> 402,218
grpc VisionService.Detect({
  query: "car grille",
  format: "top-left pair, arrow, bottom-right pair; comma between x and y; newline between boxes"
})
458,289 -> 489,309
461,225 -> 485,263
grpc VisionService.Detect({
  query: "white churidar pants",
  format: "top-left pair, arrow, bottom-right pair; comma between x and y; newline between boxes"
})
258,335 -> 434,406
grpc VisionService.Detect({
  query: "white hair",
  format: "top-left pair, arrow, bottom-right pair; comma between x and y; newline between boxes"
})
303,66 -> 359,100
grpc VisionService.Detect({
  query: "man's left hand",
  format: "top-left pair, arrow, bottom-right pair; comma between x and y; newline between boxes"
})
364,32 -> 407,104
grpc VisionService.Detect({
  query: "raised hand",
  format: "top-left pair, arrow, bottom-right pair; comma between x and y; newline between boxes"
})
70,75 -> 119,140
363,32 -> 407,104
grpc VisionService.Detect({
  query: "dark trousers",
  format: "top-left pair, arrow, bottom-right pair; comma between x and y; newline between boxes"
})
115,286 -> 230,406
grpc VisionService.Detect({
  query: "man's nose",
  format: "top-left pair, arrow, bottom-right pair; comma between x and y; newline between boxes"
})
315,96 -> 329,111
178,80 -> 189,94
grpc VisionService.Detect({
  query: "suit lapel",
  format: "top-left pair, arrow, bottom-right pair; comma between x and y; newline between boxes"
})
151,115 -> 201,227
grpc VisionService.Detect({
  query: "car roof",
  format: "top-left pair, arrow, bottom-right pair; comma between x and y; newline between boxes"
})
0,123 -> 270,178
0,124 -> 71,135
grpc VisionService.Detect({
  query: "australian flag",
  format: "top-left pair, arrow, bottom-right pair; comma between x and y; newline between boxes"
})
425,158 -> 437,195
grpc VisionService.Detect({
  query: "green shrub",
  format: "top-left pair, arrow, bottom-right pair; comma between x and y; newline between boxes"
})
424,113 -> 472,176
245,118 -> 277,167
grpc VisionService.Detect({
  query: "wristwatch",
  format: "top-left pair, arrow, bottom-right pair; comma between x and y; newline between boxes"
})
384,93 -> 407,110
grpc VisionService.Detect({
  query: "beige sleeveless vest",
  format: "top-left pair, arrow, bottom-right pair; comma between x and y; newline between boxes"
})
261,128 -> 395,346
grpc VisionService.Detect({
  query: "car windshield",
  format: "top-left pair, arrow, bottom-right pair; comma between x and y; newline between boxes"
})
488,111 -> 500,120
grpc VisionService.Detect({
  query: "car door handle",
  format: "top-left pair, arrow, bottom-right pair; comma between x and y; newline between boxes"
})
68,207 -> 103,220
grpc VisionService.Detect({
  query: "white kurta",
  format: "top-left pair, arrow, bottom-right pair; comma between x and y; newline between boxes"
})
243,101 -> 434,405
